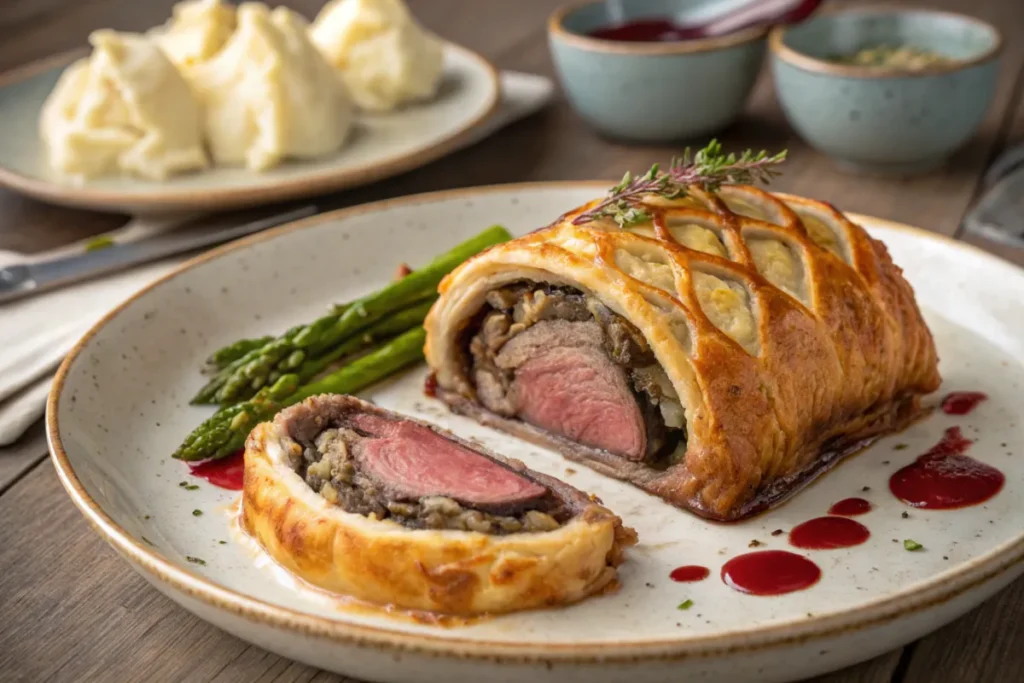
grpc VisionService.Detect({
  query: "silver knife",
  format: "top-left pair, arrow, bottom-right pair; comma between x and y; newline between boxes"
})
0,204 -> 317,305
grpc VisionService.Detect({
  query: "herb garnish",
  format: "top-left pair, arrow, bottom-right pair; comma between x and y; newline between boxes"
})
192,509 -> 203,517
677,599 -> 694,610
186,556 -> 207,566
573,140 -> 787,228
904,539 -> 923,551
84,235 -> 115,252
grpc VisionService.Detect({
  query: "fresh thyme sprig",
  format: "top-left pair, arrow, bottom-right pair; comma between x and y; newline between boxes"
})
573,140 -> 787,227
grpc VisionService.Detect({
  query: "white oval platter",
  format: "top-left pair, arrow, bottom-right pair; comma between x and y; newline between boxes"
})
48,182 -> 1024,683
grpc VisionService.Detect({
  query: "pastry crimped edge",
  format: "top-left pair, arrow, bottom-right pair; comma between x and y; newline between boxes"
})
240,395 -> 636,615
424,186 -> 941,521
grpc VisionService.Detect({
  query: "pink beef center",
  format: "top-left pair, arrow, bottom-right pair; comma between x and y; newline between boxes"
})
350,413 -> 547,505
513,346 -> 647,460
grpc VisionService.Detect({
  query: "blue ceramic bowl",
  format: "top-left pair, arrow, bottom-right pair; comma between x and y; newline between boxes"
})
548,0 -> 767,142
770,8 -> 1002,175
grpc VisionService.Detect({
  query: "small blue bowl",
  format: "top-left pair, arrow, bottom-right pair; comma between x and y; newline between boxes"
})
770,8 -> 1002,175
548,0 -> 767,142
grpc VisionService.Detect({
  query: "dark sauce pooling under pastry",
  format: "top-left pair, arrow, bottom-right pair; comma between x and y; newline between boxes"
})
280,400 -> 569,535
464,283 -> 687,468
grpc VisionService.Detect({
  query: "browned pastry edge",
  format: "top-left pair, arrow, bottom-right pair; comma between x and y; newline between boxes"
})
241,394 -> 637,615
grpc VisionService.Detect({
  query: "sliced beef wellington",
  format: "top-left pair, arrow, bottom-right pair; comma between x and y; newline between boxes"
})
241,394 -> 636,615
424,185 -> 941,521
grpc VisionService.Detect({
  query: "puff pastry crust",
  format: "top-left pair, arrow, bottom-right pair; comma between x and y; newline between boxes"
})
424,186 -> 941,520
241,395 -> 635,615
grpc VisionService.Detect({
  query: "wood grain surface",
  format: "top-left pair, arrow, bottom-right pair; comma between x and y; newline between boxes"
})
1,1 -> 1022,682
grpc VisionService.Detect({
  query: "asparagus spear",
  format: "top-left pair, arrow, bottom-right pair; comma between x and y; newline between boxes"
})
297,224 -> 509,357
173,327 -> 427,461
203,336 -> 275,372
230,297 -> 436,401
191,325 -> 306,404
192,225 -> 510,405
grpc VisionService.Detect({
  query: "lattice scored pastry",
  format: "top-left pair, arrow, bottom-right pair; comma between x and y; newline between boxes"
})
424,183 -> 941,521
241,394 -> 636,614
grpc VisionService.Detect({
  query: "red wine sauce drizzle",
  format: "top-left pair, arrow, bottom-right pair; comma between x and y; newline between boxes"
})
940,391 -> 988,415
889,426 -> 1004,509
188,448 -> 245,491
789,516 -> 871,550
721,550 -> 821,595
669,565 -> 710,582
827,497 -> 872,516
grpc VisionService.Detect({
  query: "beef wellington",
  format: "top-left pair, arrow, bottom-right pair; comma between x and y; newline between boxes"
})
424,185 -> 940,521
241,394 -> 636,615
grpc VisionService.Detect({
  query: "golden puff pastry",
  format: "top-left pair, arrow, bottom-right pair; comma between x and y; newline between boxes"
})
240,394 -> 635,615
424,185 -> 940,521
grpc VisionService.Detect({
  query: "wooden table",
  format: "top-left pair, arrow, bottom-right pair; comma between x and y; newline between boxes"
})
1,1 -> 1022,681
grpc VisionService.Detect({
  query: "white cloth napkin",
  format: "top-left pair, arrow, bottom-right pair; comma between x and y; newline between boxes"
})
0,71 -> 554,446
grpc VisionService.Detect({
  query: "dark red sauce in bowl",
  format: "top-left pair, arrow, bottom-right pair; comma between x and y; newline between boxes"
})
585,0 -> 823,43
589,19 -> 705,42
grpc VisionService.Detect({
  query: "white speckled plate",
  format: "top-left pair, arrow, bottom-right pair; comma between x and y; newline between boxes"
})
0,44 -> 498,212
48,183 -> 1024,683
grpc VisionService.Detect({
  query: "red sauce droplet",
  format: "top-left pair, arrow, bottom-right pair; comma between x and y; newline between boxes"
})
669,565 -> 710,582
789,516 -> 871,550
721,550 -> 821,596
828,497 -> 873,516
940,391 -> 988,415
424,372 -> 438,398
889,426 -> 1004,509
187,448 -> 245,490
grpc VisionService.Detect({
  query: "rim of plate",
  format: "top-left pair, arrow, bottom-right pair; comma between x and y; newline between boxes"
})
47,182 -> 1024,663
0,44 -> 500,212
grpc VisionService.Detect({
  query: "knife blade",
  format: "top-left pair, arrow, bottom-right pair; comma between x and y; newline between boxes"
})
0,204 -> 317,305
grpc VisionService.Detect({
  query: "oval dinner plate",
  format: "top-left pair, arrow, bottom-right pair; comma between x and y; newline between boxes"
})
48,183 -> 1024,683
0,44 -> 498,213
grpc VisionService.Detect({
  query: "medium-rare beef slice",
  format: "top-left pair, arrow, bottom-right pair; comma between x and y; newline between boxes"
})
280,395 -> 566,534
464,283 -> 683,464
495,320 -> 648,460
